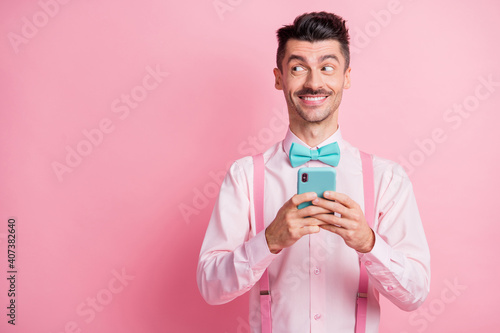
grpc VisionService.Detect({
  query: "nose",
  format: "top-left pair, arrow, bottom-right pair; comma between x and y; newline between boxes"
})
304,69 -> 324,91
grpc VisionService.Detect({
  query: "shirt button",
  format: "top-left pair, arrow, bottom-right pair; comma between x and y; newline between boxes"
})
314,314 -> 321,320
314,268 -> 321,275
365,261 -> 372,266
387,286 -> 394,291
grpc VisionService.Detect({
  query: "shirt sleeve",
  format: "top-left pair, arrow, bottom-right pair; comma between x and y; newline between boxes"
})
358,163 -> 431,311
196,160 -> 279,305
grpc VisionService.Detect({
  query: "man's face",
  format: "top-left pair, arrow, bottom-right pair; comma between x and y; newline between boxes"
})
274,39 -> 351,125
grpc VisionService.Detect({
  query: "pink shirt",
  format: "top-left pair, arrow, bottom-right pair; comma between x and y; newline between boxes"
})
197,128 -> 431,332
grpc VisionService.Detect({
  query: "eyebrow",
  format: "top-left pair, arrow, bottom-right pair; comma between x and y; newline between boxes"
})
319,54 -> 340,63
287,54 -> 306,64
287,54 -> 341,65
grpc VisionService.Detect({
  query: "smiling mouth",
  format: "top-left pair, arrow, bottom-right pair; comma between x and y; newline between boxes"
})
298,95 -> 329,105
299,96 -> 328,101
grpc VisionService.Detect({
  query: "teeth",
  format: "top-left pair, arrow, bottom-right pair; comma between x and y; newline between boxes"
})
302,96 -> 326,101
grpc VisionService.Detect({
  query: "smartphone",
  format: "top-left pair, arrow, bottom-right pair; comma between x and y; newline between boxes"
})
297,167 -> 337,209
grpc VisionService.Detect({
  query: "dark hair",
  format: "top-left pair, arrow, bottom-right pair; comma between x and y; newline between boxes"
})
276,12 -> 350,72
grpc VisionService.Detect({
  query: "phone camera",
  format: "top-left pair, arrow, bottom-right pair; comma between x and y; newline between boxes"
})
302,173 -> 308,182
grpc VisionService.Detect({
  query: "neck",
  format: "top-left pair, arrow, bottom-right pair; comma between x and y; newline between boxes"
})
289,115 -> 339,148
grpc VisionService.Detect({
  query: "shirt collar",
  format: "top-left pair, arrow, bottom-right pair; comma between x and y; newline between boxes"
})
282,125 -> 343,158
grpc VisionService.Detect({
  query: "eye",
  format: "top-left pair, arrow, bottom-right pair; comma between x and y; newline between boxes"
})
292,66 -> 305,72
323,66 -> 335,72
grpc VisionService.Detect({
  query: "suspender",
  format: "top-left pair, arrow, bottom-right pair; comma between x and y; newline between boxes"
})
252,151 -> 375,333
356,151 -> 375,333
252,153 -> 272,333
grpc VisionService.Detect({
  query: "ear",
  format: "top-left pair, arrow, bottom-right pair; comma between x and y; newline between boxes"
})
343,67 -> 352,89
273,68 -> 283,90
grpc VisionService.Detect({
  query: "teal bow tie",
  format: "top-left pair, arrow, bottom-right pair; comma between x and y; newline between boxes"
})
289,142 -> 340,167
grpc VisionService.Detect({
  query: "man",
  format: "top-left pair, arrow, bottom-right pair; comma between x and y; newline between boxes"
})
197,12 -> 430,332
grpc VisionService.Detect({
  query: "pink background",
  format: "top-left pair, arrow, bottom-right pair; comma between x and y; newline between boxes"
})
1,0 -> 499,332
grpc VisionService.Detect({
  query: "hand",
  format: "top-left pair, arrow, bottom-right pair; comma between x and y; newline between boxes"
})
311,191 -> 375,253
265,192 -> 331,254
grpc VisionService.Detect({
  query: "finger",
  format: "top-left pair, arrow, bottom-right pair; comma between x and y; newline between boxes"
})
296,204 -> 331,218
312,197 -> 349,216
298,225 -> 321,237
323,191 -> 359,209
289,192 -> 318,208
313,213 -> 350,229
313,196 -> 364,223
317,195 -> 365,223
301,216 -> 329,227
319,224 -> 345,236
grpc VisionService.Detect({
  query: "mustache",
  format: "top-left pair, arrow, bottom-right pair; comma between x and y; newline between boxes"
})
295,88 -> 332,96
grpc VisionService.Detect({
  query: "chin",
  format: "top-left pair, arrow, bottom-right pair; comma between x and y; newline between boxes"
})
295,108 -> 332,123
299,114 -> 332,124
